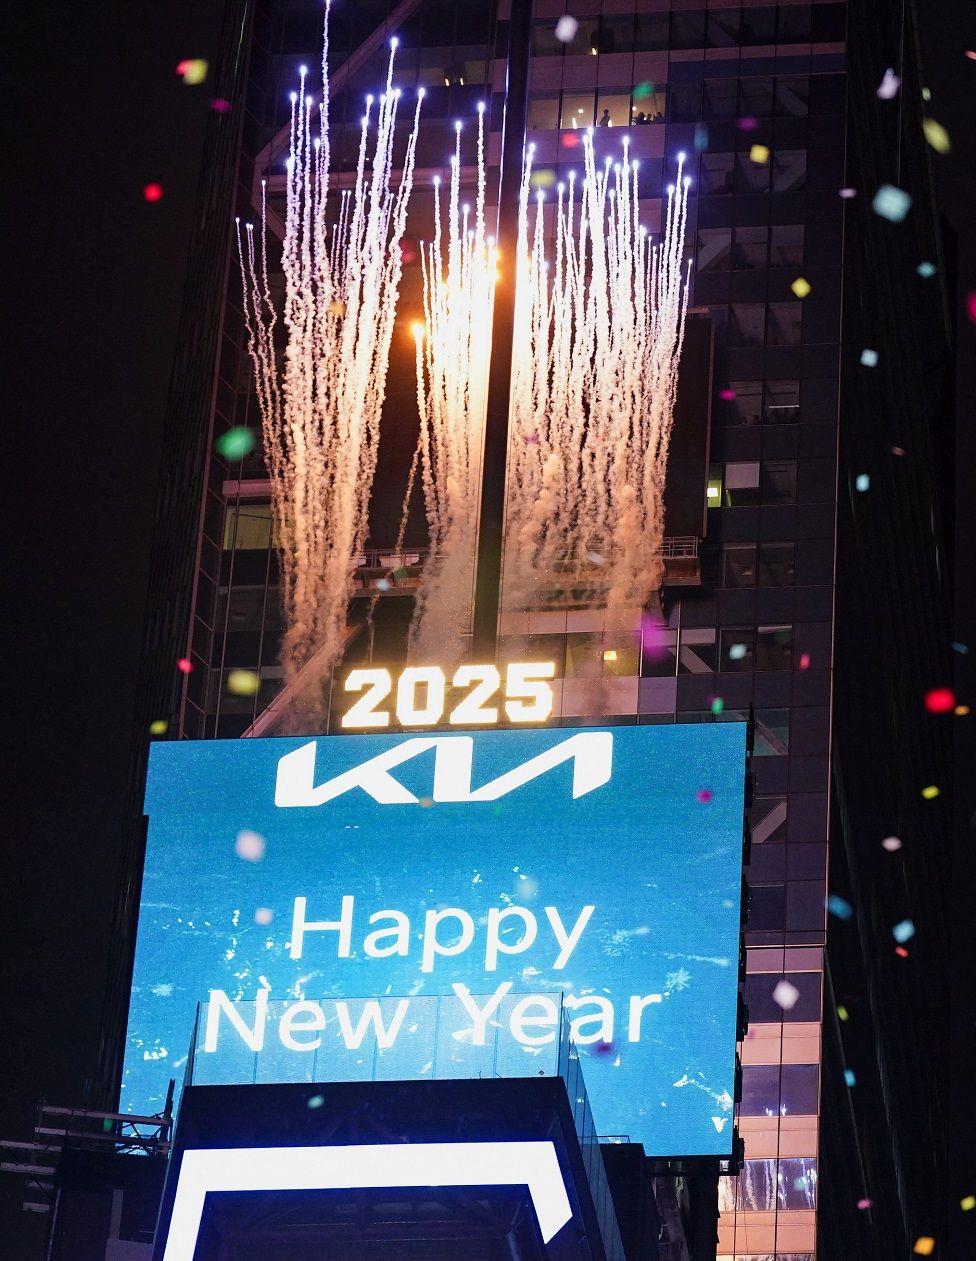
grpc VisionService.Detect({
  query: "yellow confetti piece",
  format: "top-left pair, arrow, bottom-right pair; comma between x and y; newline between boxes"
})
961,1195 -> 975,1211
913,1238 -> 935,1256
176,59 -> 209,86
149,719 -> 168,736
837,1005 -> 849,1021
226,669 -> 260,696
791,276 -> 812,298
529,167 -> 557,189
955,705 -> 970,716
921,785 -> 940,800
922,118 -> 950,153
749,144 -> 769,165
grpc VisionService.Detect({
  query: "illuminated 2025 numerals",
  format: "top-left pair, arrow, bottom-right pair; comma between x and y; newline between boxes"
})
340,663 -> 556,729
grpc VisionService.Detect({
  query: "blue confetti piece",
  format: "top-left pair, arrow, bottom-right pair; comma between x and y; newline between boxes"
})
860,348 -> 878,367
827,894 -> 853,920
892,919 -> 915,943
855,474 -> 870,492
952,641 -> 968,655
917,260 -> 936,278
844,1069 -> 856,1087
872,184 -> 911,222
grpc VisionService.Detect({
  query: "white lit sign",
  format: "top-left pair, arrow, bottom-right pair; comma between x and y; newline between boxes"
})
161,1140 -> 573,1259
340,662 -> 556,729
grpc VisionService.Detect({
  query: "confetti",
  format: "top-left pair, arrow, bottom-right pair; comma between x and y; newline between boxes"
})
967,51 -> 976,60
857,1198 -> 874,1210
882,836 -> 902,852
211,97 -> 231,112
719,388 -> 737,401
215,426 -> 256,459
254,907 -> 274,925
143,183 -> 164,203
306,1093 -> 325,1109
149,719 -> 168,736
923,118 -> 950,154
560,131 -> 580,148
892,919 -> 916,943
772,979 -> 799,1011
530,167 -> 556,189
799,653 -> 811,670
696,789 -> 713,804
961,1195 -> 975,1211
632,81 -> 655,100
738,116 -> 759,132
844,1068 -> 856,1086
177,657 -> 193,674
176,59 -> 209,85
837,1005 -> 849,1021
924,687 -> 955,713
234,829 -> 266,861
554,15 -> 578,43
749,144 -> 769,165
827,894 -> 853,920
952,641 -> 969,654
860,348 -> 878,367
916,260 -> 936,278
921,785 -> 940,800
728,642 -> 747,661
873,184 -> 911,222
913,1239 -> 935,1257
892,446 -> 905,456
790,276 -> 812,298
921,87 -> 931,103
838,187 -> 858,198
693,124 -> 709,151
226,668 -> 260,696
876,68 -> 901,99
711,697 -> 725,715
895,945 -> 910,958
966,293 -> 976,323
956,705 -> 970,716
856,474 -> 870,492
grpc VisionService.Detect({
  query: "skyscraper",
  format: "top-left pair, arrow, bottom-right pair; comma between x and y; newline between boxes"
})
97,2 -> 953,1258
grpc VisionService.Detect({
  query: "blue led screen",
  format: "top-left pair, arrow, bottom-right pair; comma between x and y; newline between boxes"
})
125,723 -> 746,1156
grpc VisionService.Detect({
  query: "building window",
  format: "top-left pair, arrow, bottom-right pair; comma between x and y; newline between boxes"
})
720,628 -> 755,671
766,302 -> 802,346
725,380 -> 763,425
759,542 -> 795,585
671,11 -> 706,49
735,151 -> 771,194
724,461 -> 761,505
751,796 -> 788,845
756,625 -> 793,670
707,11 -> 740,48
697,227 -> 732,272
764,379 -> 801,422
741,7 -> 777,45
703,78 -> 738,119
729,304 -> 766,347
722,545 -> 758,587
596,89 -> 632,128
746,972 -> 822,1022
668,83 -> 700,122
732,226 -> 768,270
597,15 -> 635,54
755,708 -> 790,754
748,883 -> 786,929
532,22 -> 563,56
739,76 -> 774,118
770,225 -> 805,267
772,149 -> 807,192
761,460 -> 798,504
222,503 -> 275,551
776,75 -> 810,116
635,13 -> 669,51
640,628 -> 678,677
527,92 -> 560,130
699,154 -> 733,196
560,90 -> 595,130
778,6 -> 813,42
678,628 -> 717,673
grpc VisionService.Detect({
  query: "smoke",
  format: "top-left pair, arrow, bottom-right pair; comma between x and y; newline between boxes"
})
237,1 -> 421,717
504,136 -> 692,629
401,106 -> 496,664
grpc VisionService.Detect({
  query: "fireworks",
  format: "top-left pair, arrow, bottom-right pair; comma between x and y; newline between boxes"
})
237,0 -> 421,717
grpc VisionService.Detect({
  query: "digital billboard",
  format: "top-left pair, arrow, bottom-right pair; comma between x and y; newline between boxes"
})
124,723 -> 746,1156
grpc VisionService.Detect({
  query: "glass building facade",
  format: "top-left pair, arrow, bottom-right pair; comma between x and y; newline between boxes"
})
107,2 -> 953,1259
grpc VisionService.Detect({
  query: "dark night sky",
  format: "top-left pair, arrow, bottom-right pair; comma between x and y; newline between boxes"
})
3,0 -> 976,1255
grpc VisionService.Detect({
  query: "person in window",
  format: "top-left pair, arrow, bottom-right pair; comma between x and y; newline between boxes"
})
599,107 -> 611,127
651,109 -> 663,122
634,110 -> 647,125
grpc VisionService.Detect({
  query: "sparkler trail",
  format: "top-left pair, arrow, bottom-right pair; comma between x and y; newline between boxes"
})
237,0 -> 421,718
504,135 -> 692,628
402,104 -> 496,662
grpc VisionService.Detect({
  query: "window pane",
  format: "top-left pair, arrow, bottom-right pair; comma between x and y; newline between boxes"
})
223,503 -> 274,550
756,626 -> 793,670
598,15 -> 635,54
781,1065 -> 820,1115
761,461 -> 798,504
779,1157 -> 818,1210
596,90 -> 631,128
770,225 -> 805,267
758,542 -> 795,585
726,380 -> 763,425
764,378 -> 800,421
532,22 -> 563,56
631,88 -> 665,124
776,75 -> 810,116
703,78 -> 738,119
668,83 -> 700,122
558,17 -> 595,56
740,9 -> 777,45
767,302 -> 802,346
697,227 -> 732,272
733,226 -> 768,269
678,628 -> 717,673
751,796 -> 788,844
527,93 -> 560,129
671,11 -> 706,49
707,11 -> 740,48
735,151 -> 770,193
560,91 -> 595,130
601,636 -> 638,676
722,545 -> 758,587
746,971 -> 822,1022
729,304 -> 765,347
700,152 -> 734,194
739,77 -> 774,118
772,149 -> 807,191
749,884 -> 786,929
778,6 -> 813,41
635,14 -> 669,51
755,708 -> 790,754
565,632 -> 602,678
641,628 -> 678,676
720,629 -> 755,671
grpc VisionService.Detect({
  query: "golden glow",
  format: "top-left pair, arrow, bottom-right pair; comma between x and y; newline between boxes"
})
340,663 -> 556,729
